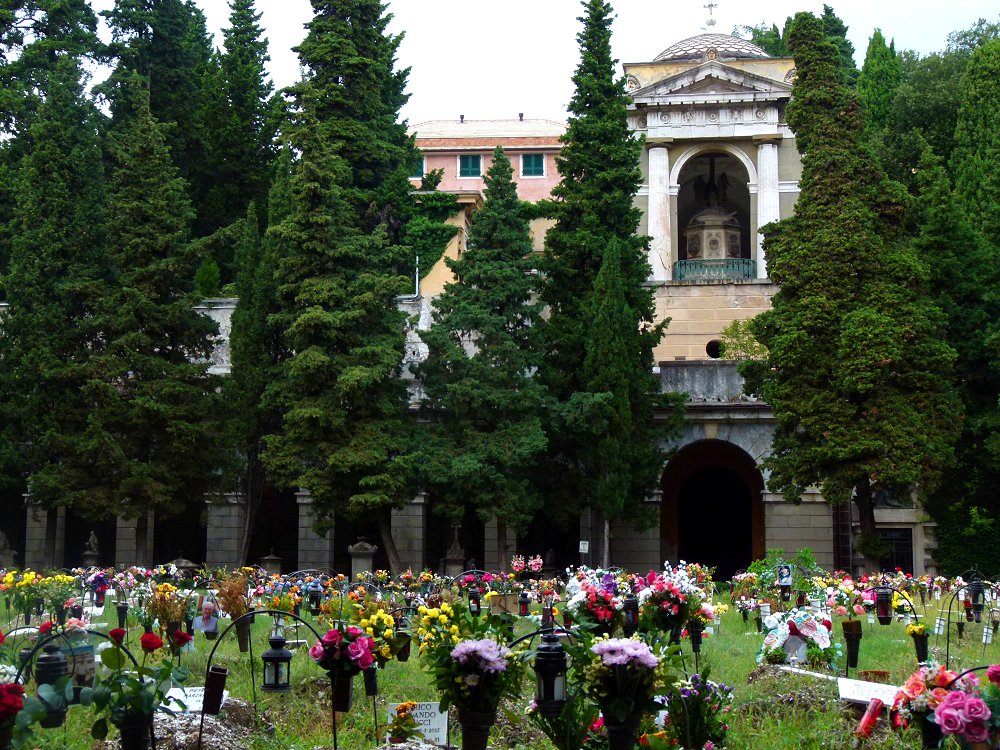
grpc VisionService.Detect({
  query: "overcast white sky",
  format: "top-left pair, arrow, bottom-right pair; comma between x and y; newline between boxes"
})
90,0 -> 1000,125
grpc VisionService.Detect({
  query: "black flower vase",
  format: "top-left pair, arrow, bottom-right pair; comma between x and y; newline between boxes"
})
70,605 -> 83,620
913,633 -> 929,663
689,621 -> 704,653
920,714 -> 942,749
331,672 -> 354,713
363,666 -> 378,697
235,618 -> 252,653
117,604 -> 129,629
957,622 -> 965,639
754,615 -> 762,634
55,607 -> 66,626
456,708 -> 497,750
115,711 -> 151,750
602,713 -> 640,750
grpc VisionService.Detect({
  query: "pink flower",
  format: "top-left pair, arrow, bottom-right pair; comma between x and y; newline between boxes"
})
833,606 -> 848,616
853,604 -> 867,616
309,642 -> 325,661
940,690 -> 968,710
935,706 -> 965,735
322,629 -> 343,646
987,664 -> 1000,685
962,696 -> 991,722
345,626 -> 363,638
346,639 -> 368,664
964,719 -> 990,744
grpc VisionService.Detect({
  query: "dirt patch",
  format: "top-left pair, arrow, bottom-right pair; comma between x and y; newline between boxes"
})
92,698 -> 259,750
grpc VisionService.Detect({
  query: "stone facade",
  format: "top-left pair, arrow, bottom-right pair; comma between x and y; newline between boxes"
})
205,494 -> 247,570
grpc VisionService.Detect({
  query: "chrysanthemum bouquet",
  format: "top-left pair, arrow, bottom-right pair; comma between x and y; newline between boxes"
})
431,638 -> 525,712
644,669 -> 733,750
582,637 -> 665,722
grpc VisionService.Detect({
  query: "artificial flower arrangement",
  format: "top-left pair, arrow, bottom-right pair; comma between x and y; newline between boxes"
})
215,573 -> 251,618
0,681 -> 24,740
729,571 -> 759,602
38,574 -> 77,619
642,669 -> 733,750
637,563 -> 704,636
757,608 -> 842,669
581,636 -> 668,723
892,591 -> 915,616
147,582 -> 185,627
564,571 -> 627,633
5,569 -> 43,617
309,625 -> 376,676
352,597 -> 405,666
892,660 -> 971,722
907,622 -> 927,637
386,701 -> 425,742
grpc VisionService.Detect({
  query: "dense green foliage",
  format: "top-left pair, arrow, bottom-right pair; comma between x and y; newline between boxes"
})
857,30 -> 903,135
538,0 -> 683,545
744,12 -> 961,567
415,147 -> 548,550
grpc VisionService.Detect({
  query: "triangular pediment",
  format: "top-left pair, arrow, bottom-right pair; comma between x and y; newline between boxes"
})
631,61 -> 791,102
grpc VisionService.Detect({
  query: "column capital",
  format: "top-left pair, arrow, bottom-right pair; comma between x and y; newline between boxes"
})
646,138 -> 674,147
752,134 -> 783,145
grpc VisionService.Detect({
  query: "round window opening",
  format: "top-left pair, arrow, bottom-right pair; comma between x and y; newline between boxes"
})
706,339 -> 722,359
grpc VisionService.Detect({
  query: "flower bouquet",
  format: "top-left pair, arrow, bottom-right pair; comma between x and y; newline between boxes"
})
643,669 -> 733,750
582,637 -> 667,750
387,701 -> 425,743
310,624 -> 375,712
637,563 -> 703,638
757,608 -> 841,669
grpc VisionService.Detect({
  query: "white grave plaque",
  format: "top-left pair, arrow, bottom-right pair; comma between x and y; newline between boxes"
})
837,677 -> 900,706
163,687 -> 228,714
403,702 -> 448,745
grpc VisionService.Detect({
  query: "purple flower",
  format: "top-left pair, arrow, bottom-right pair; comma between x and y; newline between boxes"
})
962,696 -> 991,722
590,638 -> 659,669
451,639 -> 509,674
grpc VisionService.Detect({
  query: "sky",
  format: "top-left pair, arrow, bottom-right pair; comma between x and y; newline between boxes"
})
91,0 -> 1000,125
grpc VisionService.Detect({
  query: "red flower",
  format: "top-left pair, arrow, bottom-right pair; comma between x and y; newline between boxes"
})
0,631 -> 5,646
171,630 -> 193,647
38,620 -> 53,635
0,683 -> 24,720
109,628 -> 127,645
140,632 -> 163,653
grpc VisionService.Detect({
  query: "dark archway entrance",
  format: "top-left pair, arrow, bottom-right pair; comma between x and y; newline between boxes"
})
661,439 -> 764,580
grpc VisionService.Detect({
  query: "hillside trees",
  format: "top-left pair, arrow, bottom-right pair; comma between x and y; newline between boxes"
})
744,12 -> 961,569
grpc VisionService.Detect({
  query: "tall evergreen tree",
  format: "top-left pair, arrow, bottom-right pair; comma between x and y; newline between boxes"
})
539,0 -> 683,555
414,147 -> 548,563
744,12 -> 961,568
75,75 -> 222,523
952,39 -> 1000,245
857,30 -> 903,135
821,5 -> 859,86
291,0 -> 415,231
262,102 -> 412,571
200,0 -> 277,241
0,57 -> 105,500
912,143 -> 1000,572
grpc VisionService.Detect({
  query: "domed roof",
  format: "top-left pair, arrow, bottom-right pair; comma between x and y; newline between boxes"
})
654,33 -> 770,62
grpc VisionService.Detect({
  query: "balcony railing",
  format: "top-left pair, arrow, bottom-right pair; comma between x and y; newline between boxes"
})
673,258 -> 756,281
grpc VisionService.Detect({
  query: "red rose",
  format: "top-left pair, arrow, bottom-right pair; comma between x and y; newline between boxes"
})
140,632 -> 163,653
109,628 -> 127,645
0,683 -> 24,720
171,630 -> 192,647
0,631 -> 5,646
38,620 -> 53,635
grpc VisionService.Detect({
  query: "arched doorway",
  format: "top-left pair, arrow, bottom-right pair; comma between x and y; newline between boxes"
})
661,439 -> 764,580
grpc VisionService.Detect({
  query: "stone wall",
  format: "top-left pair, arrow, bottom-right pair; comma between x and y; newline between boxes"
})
205,494 -> 246,570
763,492 -> 835,569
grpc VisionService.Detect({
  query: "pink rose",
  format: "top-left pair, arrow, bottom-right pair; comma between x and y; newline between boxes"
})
962,696 -> 991,722
357,650 -> 374,670
833,606 -> 848,616
935,706 -> 965,735
346,640 -> 367,664
322,629 -> 343,646
940,690 -> 968,710
963,719 -> 990,744
853,604 -> 866,616
345,626 -> 363,638
988,664 -> 1000,685
309,642 -> 325,661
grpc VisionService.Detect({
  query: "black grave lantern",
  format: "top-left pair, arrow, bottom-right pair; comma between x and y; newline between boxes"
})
875,585 -> 893,626
533,631 -> 567,718
468,585 -> 482,617
622,593 -> 639,636
261,634 -> 293,692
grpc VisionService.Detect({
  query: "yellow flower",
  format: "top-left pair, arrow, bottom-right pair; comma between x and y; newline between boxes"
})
383,629 -> 393,639
438,615 -> 448,625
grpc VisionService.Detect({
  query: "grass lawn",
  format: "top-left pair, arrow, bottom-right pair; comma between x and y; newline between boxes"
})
6,598 -> 995,749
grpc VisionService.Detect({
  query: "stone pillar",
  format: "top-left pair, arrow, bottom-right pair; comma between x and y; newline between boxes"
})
24,497 -> 65,570
391,494 -> 426,573
483,518 -> 516,572
206,493 -> 247,570
647,143 -> 673,281
296,490 -> 334,571
754,136 -> 781,279
117,512 -> 154,568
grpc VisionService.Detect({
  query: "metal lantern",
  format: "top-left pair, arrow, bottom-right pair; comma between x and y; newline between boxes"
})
971,580 -> 986,623
35,643 -> 69,727
469,585 -> 482,617
518,591 -> 530,617
622,593 -> 639,637
308,590 -> 322,616
875,585 -> 893,626
397,613 -> 411,662
261,634 -> 293,692
533,632 -> 567,718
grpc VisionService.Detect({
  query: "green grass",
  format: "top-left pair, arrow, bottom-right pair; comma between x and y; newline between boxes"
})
6,600 -> 996,749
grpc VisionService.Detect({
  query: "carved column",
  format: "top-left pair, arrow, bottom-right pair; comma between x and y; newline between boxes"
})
647,142 -> 672,281
754,136 -> 781,279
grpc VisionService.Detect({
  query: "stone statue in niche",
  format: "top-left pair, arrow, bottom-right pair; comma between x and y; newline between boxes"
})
727,234 -> 741,258
85,530 -> 99,554
687,234 -> 702,259
717,172 -> 730,207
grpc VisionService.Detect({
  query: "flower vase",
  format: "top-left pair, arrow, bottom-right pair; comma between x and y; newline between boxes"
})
688,621 -> 704,653
331,672 -> 354,713
95,591 -> 106,608
602,713 -> 640,750
920,714 -> 942,749
0,721 -> 11,750
842,622 -> 862,670
456,708 -> 497,750
117,604 -> 129,629
70,605 -> 83,619
115,711 -> 151,750
754,615 -> 762,634
235,618 -> 252,653
912,633 -> 929,663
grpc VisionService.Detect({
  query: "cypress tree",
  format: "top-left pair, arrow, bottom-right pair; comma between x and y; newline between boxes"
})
952,39 -> 1000,245
261,103 -> 412,570
821,4 -> 859,86
539,0 -> 683,552
744,12 -> 961,568
76,75 -> 222,521
0,57 -> 105,500
414,147 -> 548,561
857,30 -> 903,134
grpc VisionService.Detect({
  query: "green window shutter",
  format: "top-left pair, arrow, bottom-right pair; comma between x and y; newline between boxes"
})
522,153 -> 545,176
459,154 -> 481,177
410,156 -> 424,178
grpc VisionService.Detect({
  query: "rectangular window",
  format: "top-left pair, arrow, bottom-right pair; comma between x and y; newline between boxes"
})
458,154 -> 481,178
521,153 -> 545,177
409,156 -> 425,179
